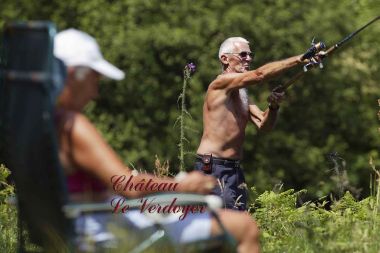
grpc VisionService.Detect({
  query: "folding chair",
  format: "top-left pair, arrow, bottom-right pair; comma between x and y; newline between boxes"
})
0,21 -> 237,253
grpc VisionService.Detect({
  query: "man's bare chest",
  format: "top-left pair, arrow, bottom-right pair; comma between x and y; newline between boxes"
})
228,91 -> 249,117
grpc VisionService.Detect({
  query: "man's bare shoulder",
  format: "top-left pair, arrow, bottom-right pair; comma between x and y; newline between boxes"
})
208,73 -> 242,91
209,70 -> 264,91
204,77 -> 231,109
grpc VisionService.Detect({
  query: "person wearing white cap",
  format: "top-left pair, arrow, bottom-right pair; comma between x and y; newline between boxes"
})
54,28 -> 125,80
54,29 -> 260,252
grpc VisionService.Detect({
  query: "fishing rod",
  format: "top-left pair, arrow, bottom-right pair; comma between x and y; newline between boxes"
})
273,15 -> 380,93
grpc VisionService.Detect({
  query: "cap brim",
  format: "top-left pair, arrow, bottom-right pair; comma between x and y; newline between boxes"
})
91,59 -> 125,80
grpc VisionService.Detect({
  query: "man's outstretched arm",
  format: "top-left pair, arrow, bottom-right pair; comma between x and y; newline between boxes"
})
211,55 -> 303,91
254,55 -> 303,81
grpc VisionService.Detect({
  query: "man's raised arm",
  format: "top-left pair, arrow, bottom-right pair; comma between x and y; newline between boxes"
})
211,55 -> 303,91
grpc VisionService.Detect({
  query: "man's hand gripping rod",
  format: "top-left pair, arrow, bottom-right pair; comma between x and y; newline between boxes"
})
273,15 -> 380,93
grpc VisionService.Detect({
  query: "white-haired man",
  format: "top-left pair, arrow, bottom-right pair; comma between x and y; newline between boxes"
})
195,37 -> 317,210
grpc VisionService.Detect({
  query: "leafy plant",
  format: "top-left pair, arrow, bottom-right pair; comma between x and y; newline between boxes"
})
0,164 -> 17,253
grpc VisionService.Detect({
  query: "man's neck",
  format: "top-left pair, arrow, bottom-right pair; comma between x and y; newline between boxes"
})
222,65 -> 236,74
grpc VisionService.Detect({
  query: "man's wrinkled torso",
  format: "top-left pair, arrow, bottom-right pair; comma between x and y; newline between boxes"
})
197,87 -> 249,159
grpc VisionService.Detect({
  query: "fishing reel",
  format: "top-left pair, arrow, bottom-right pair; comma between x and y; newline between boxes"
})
301,38 -> 326,72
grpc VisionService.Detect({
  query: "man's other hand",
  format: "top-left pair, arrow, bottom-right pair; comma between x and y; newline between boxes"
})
267,90 -> 285,109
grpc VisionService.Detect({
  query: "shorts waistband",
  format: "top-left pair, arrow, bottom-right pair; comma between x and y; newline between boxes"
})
196,154 -> 240,167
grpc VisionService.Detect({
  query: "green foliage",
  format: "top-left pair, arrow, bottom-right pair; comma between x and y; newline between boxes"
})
0,164 -> 17,252
252,189 -> 380,253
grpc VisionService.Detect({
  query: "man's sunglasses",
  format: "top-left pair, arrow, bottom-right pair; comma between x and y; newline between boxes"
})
225,51 -> 254,59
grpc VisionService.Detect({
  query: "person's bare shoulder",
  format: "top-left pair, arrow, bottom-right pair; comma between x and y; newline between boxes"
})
204,76 -> 231,109
70,112 -> 96,136
209,70 -> 264,92
209,73 -> 239,91
69,112 -> 107,152
60,111 -> 123,173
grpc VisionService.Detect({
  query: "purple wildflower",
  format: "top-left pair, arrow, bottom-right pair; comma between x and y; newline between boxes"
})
186,62 -> 196,74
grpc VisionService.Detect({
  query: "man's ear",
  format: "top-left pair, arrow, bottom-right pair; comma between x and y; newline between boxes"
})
220,54 -> 229,65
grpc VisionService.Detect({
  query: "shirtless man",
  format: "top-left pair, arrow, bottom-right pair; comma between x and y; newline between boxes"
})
195,37 -> 318,210
54,30 -> 260,252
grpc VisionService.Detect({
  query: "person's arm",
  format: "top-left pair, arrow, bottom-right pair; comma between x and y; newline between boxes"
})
210,55 -> 303,92
67,113 -> 216,198
249,104 -> 279,132
249,91 -> 284,131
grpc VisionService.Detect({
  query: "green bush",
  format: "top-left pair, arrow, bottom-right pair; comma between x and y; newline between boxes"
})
0,164 -> 17,253
251,184 -> 380,252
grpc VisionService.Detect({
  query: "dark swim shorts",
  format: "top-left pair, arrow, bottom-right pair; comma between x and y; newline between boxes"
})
194,155 -> 248,211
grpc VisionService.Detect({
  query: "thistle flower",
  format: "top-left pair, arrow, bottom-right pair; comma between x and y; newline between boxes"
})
178,62 -> 196,171
186,62 -> 196,74
184,62 -> 196,79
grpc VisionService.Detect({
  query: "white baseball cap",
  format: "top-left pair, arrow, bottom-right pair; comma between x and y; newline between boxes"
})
54,28 -> 125,80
